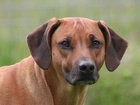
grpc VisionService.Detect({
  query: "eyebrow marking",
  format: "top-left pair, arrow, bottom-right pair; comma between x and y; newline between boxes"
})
61,35 -> 72,42
66,36 -> 72,42
89,34 -> 95,40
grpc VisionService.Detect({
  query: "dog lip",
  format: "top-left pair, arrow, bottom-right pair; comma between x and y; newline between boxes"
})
73,78 -> 96,85
64,71 -> 99,85
65,76 -> 97,85
75,80 -> 95,85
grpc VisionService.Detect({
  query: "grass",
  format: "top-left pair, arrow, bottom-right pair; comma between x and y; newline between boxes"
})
0,0 -> 140,105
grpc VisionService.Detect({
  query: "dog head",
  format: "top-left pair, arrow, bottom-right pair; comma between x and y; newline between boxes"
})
27,17 -> 128,85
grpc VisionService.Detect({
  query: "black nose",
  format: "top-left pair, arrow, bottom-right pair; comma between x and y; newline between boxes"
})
79,60 -> 95,74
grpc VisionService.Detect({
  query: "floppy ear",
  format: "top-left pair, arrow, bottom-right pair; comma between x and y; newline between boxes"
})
98,21 -> 128,71
27,18 -> 60,70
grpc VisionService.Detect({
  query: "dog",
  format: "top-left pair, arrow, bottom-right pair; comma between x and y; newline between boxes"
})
0,17 -> 128,105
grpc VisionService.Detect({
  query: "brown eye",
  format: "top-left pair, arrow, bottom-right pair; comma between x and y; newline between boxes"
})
92,40 -> 101,48
59,41 -> 70,49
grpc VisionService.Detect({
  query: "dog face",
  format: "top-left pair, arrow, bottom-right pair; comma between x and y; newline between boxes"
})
51,18 -> 105,85
27,17 -> 128,85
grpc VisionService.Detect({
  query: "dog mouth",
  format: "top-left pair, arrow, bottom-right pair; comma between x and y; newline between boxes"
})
64,60 -> 99,86
74,79 -> 95,85
65,75 -> 98,86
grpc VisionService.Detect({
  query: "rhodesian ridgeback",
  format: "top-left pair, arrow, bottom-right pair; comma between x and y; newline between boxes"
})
0,17 -> 128,105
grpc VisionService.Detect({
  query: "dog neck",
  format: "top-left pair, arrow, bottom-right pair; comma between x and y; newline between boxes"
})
43,66 -> 89,105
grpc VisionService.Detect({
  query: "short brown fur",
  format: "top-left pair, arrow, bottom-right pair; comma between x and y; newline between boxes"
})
0,17 -> 128,105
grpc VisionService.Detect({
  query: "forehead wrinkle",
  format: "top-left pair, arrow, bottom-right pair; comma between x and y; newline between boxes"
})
71,19 -> 85,31
72,19 -> 77,29
70,19 -> 89,44
80,18 -> 86,28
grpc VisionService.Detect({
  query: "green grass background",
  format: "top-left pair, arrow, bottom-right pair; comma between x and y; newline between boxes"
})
0,0 -> 139,105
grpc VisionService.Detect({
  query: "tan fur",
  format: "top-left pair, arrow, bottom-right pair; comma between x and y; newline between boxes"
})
0,17 -> 128,105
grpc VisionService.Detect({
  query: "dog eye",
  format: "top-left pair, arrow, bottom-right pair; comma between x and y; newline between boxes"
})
92,40 -> 101,48
59,41 -> 70,49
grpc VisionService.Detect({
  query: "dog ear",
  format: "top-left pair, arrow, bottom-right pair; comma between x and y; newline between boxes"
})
27,18 -> 60,70
98,21 -> 128,71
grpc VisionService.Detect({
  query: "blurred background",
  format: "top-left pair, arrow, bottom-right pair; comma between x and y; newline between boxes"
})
0,0 -> 139,105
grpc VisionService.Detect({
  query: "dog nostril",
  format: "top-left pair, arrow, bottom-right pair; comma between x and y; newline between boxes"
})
78,60 -> 95,74
79,65 -> 87,71
90,66 -> 94,71
79,64 -> 94,73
